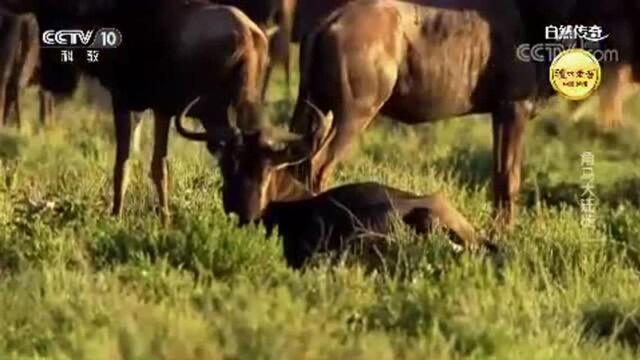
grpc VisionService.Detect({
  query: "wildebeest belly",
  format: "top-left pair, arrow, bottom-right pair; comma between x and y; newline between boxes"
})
383,6 -> 494,122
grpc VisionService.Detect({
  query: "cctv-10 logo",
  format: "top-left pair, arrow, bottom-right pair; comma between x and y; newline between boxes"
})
41,28 -> 122,49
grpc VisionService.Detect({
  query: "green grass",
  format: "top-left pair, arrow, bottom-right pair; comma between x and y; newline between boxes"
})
1,66 -> 640,359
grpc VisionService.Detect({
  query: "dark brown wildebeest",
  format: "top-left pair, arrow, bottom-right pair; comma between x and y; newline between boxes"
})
0,0 -> 295,223
281,0 -> 596,228
176,97 -> 489,269
0,11 -> 54,128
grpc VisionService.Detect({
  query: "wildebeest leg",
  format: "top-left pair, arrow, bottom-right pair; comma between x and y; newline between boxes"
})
598,63 -> 634,129
0,59 -> 11,127
11,83 -> 21,129
402,193 -> 479,249
0,83 -> 6,127
131,112 -> 144,154
261,63 -> 274,101
46,91 -> 54,123
311,112 -> 375,192
150,111 -> 171,224
276,0 -> 294,100
111,100 -> 134,217
4,84 -> 16,127
39,89 -> 54,126
308,86 -> 392,192
39,89 -> 48,126
491,100 -> 531,227
1,91 -> 11,126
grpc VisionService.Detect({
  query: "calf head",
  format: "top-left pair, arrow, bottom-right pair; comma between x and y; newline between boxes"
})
176,98 -> 334,224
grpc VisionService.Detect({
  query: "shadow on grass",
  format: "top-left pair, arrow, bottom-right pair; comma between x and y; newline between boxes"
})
582,303 -> 640,349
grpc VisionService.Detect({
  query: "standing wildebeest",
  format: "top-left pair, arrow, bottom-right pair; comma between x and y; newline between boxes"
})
0,0 -> 293,222
282,0 -> 593,227
176,98 -> 488,269
0,11 -> 53,128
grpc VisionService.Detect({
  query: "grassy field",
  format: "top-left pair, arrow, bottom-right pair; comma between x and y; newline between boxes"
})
1,66 -> 640,359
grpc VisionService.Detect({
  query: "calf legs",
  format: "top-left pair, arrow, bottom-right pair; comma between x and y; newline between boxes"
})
491,100 -> 530,228
402,193 -> 479,250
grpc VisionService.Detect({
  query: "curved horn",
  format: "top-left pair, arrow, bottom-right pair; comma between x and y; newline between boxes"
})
175,97 -> 207,142
304,98 -> 334,132
304,98 -> 324,118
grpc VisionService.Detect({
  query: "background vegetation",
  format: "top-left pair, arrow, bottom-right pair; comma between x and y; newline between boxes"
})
1,60 -> 640,359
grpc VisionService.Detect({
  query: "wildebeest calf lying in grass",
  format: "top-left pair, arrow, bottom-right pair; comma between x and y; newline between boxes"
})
177,99 -> 492,268
260,181 -> 483,269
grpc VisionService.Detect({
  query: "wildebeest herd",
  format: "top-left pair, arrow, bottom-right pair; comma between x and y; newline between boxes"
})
0,0 -> 638,268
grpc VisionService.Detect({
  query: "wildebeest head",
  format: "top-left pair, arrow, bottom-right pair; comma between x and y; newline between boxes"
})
176,98 -> 333,224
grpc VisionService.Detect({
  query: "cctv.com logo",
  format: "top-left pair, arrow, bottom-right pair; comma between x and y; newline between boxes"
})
516,42 -> 619,63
